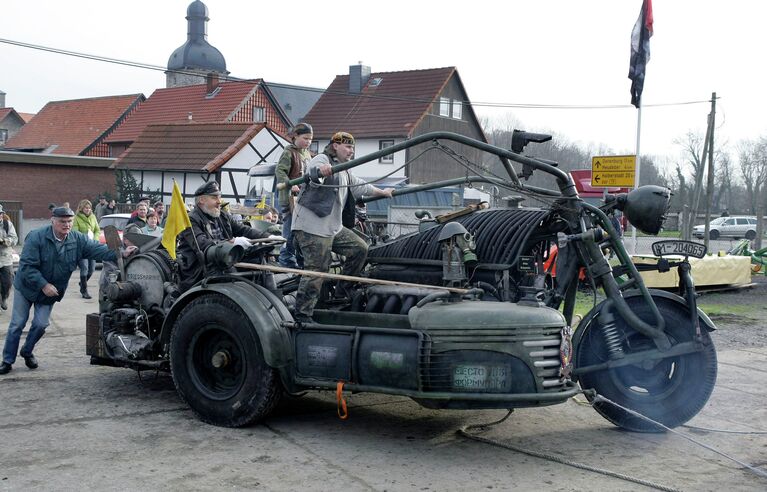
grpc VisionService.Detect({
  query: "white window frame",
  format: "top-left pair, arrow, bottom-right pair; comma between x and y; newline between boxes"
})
439,97 -> 450,117
253,106 -> 265,122
379,140 -> 395,163
452,100 -> 462,120
0,129 -> 7,145
309,141 -> 319,154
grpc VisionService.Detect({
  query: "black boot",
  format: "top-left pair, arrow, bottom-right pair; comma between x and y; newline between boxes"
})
80,277 -> 92,299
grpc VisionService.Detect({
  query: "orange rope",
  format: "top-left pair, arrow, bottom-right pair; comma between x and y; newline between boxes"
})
336,381 -> 349,420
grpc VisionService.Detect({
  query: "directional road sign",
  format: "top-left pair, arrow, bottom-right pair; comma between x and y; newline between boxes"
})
591,155 -> 636,187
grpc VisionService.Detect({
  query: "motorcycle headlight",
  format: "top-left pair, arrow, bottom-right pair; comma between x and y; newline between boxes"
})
614,185 -> 671,235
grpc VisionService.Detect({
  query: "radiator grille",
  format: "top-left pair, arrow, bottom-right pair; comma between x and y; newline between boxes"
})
419,327 -> 565,393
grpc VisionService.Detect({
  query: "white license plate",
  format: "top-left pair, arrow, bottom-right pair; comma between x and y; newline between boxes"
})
452,364 -> 511,392
652,240 -> 707,259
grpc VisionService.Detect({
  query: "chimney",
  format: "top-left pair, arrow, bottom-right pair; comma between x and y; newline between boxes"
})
0,90 -> 5,108
206,72 -> 220,93
348,62 -> 371,94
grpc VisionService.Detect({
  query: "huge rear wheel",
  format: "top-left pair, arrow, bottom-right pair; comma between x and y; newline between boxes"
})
170,294 -> 282,427
575,297 -> 717,432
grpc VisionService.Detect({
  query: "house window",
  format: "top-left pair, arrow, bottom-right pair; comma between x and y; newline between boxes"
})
309,141 -> 319,154
0,129 -> 7,145
253,106 -> 265,122
439,97 -> 450,117
379,140 -> 395,163
452,100 -> 463,120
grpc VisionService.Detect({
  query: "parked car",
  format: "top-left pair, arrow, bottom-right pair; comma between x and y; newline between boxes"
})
98,213 -> 132,244
692,216 -> 758,240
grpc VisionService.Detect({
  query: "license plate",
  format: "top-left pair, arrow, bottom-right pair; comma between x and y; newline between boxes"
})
651,240 -> 707,259
452,364 -> 511,392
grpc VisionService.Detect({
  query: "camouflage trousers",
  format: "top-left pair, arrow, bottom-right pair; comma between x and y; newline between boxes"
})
293,228 -> 368,318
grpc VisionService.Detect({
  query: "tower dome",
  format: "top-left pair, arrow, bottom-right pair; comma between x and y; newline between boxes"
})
166,0 -> 229,87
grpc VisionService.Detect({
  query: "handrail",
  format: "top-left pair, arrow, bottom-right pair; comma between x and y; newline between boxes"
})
359,175 -> 562,204
278,131 -> 577,198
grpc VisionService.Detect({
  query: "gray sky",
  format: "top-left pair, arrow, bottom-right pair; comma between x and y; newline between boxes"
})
1,0 -> 763,165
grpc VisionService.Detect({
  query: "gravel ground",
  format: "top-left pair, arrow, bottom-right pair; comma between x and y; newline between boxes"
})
699,275 -> 767,350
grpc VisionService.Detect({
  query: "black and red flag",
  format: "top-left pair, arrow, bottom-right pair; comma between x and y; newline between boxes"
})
628,0 -> 654,108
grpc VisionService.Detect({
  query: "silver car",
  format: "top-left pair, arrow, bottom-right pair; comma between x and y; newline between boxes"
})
692,216 -> 758,240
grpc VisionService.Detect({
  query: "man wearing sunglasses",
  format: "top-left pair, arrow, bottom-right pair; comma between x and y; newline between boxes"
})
291,132 -> 393,323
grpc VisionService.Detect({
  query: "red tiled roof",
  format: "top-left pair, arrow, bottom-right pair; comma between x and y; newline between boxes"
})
4,94 -> 143,155
106,81 -> 262,144
17,112 -> 36,123
112,122 -> 266,172
303,67 -> 456,139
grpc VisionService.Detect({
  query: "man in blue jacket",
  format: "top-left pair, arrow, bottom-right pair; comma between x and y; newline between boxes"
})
0,207 -> 136,374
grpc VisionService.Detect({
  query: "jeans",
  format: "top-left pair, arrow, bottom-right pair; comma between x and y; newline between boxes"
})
79,258 -> 95,280
278,205 -> 302,268
2,294 -> 53,364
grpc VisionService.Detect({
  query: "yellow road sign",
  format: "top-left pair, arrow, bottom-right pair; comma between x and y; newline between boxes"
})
591,155 -> 636,187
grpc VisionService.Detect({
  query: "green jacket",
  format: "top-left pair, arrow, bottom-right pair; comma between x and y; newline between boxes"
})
73,211 -> 100,240
275,144 -> 311,209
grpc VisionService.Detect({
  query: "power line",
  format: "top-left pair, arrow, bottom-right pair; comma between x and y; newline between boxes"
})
0,37 -> 712,111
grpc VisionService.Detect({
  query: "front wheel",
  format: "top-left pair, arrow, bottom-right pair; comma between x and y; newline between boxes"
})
709,229 -> 720,240
170,293 -> 282,427
575,297 -> 717,432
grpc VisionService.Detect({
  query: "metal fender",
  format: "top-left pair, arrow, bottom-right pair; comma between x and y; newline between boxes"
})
161,281 -> 293,368
572,288 -> 716,350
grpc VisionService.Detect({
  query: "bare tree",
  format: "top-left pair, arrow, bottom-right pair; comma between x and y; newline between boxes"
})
714,152 -> 733,213
737,138 -> 767,248
674,132 -> 706,239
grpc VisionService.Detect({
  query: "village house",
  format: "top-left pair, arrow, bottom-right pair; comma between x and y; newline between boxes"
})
302,64 -> 497,184
3,93 -> 144,157
0,90 -> 34,148
111,122 -> 288,204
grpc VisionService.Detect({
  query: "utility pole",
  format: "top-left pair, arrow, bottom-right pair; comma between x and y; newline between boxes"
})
689,114 -> 711,241
703,92 -> 717,250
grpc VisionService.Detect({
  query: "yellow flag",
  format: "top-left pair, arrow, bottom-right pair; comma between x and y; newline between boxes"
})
162,181 -> 192,259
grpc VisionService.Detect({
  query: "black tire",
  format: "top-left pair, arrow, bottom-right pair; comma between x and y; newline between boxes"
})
170,293 -> 282,427
745,230 -> 756,240
575,297 -> 717,432
709,229 -> 720,240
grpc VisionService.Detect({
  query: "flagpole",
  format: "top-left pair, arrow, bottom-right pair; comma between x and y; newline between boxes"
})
631,103 -> 642,255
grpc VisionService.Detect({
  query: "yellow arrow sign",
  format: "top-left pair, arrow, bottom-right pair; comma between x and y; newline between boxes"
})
591,155 -> 636,187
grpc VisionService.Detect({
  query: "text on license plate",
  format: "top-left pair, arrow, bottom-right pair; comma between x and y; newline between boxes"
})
651,240 -> 707,258
452,364 -> 511,392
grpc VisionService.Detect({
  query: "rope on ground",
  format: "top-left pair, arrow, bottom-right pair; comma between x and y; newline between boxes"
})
457,409 -> 681,492
682,424 -> 767,435
594,394 -> 767,480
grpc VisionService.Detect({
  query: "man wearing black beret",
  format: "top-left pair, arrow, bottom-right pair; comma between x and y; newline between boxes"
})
0,207 -> 137,374
176,181 -> 278,291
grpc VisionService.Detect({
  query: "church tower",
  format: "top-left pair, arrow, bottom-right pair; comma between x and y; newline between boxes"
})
165,0 -> 230,88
